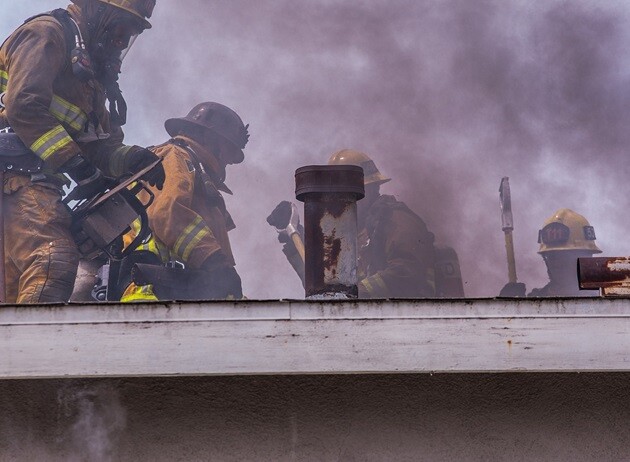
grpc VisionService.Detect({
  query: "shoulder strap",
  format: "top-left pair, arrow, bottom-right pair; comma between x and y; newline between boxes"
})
168,138 -> 223,203
48,10 -> 78,55
2,9 -> 72,52
21,10 -> 76,56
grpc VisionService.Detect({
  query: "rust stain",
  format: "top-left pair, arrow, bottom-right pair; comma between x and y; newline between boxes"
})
303,195 -> 356,297
323,233 -> 342,272
579,257 -> 630,290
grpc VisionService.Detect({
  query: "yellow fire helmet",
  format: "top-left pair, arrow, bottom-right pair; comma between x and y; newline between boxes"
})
77,0 -> 156,29
328,149 -> 390,186
537,208 -> 602,254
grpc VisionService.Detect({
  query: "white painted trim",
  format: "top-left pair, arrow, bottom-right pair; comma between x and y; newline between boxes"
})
1,298 -> 629,378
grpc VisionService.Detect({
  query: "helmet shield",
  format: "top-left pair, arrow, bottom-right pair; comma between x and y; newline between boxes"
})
91,19 -> 142,82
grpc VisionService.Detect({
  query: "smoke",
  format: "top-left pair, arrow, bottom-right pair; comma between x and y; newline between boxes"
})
56,382 -> 127,462
3,0 -> 630,298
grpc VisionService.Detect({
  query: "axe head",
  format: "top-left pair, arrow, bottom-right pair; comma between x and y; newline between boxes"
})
267,201 -> 300,236
499,177 -> 513,231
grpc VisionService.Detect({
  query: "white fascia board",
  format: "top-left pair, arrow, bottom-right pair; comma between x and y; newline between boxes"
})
1,297 -> 629,379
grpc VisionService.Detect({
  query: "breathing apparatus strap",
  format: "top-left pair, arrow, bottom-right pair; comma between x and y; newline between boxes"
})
23,9 -> 128,126
43,10 -> 81,62
87,2 -> 128,126
170,138 -> 233,196
104,81 -> 127,126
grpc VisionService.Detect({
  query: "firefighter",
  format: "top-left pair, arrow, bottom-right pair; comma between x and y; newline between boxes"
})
0,0 -> 165,303
118,102 -> 248,301
271,149 -> 450,298
500,208 -> 601,297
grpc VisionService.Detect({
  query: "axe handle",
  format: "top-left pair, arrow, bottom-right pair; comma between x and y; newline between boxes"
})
504,230 -> 517,283
291,232 -> 306,263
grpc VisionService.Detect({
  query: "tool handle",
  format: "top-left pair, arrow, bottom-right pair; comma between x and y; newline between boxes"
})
504,230 -> 517,283
291,232 -> 306,263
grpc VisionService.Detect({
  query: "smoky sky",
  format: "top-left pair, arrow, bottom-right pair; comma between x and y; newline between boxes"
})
3,1 -> 630,299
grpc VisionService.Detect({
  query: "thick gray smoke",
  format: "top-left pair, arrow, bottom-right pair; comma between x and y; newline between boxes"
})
3,1 -> 630,298
56,382 -> 127,461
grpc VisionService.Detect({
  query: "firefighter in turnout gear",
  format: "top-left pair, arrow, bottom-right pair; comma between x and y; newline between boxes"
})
0,0 -> 164,303
270,149 -> 463,298
119,102 -> 248,301
330,149 -> 438,298
500,208 -> 601,297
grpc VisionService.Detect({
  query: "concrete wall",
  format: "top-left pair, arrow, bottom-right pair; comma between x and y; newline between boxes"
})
1,373 -> 630,461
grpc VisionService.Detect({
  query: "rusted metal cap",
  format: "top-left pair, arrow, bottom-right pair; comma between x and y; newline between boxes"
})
578,257 -> 630,290
295,165 -> 365,202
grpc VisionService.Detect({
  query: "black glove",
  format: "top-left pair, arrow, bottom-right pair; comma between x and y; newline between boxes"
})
62,155 -> 112,202
267,201 -> 292,229
198,254 -> 243,299
128,148 -> 166,190
266,201 -> 303,244
499,282 -> 527,297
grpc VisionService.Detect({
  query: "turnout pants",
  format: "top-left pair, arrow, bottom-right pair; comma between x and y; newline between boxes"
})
3,177 -> 80,303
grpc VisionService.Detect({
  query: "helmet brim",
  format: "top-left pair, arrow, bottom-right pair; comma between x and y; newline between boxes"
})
165,117 -> 206,139
91,0 -> 152,29
538,245 -> 602,255
365,173 -> 391,186
165,117 -> 244,163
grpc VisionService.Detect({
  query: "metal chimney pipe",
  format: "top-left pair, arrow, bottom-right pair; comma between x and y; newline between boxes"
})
295,165 -> 364,299
578,257 -> 630,297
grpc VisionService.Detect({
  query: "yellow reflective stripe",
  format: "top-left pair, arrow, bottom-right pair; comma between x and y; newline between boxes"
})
360,278 -> 376,296
114,145 -> 133,156
49,95 -> 88,133
110,145 -> 134,174
138,235 -> 167,259
371,274 -> 388,294
173,216 -> 211,262
0,72 -> 87,138
0,70 -> 7,92
130,216 -> 142,233
121,283 -> 158,302
130,217 -> 151,250
138,240 -> 156,252
30,125 -> 72,161
0,74 -> 86,133
126,216 -> 170,262
361,274 -> 388,297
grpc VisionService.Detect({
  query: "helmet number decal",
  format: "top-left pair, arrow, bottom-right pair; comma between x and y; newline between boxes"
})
583,226 -> 596,241
538,222 -> 570,245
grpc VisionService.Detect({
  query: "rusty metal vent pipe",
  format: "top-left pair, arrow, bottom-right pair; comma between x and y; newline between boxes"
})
295,165 -> 364,299
578,257 -> 630,297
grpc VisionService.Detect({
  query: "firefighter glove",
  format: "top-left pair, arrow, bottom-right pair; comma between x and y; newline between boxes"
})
128,148 -> 166,190
499,282 -> 527,298
62,155 -> 112,202
267,201 -> 292,229
200,254 -> 243,299
267,201 -> 303,244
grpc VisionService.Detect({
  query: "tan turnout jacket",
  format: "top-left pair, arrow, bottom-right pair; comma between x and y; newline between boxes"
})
0,12 -> 139,184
